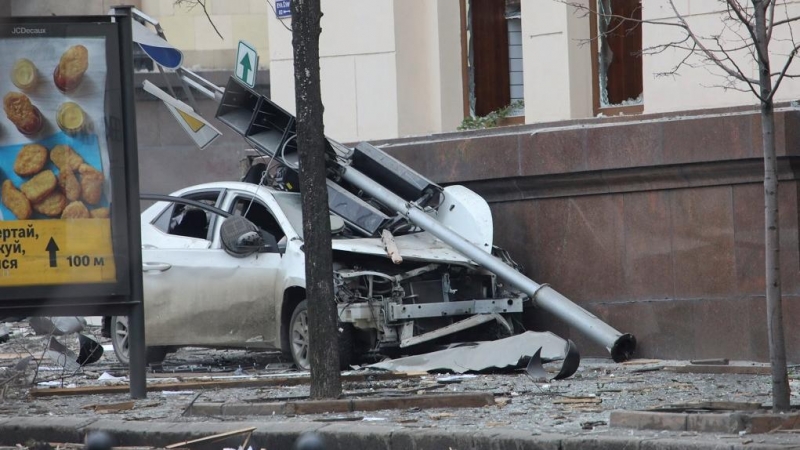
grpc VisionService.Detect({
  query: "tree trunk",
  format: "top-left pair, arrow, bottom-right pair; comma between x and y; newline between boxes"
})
754,0 -> 790,413
291,0 -> 342,399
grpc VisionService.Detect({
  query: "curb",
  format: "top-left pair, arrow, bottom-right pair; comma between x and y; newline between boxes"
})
188,393 -> 495,416
610,410 -> 800,434
0,417 -> 793,450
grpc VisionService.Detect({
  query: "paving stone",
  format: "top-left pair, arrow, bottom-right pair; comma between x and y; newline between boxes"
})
351,393 -> 494,412
610,411 -> 688,431
0,417 -> 96,444
82,420 -> 263,448
252,423 -> 327,450
316,424 -> 394,450
406,429 -> 477,450
744,413 -> 800,434
686,412 -> 744,433
639,439 -> 733,450
222,402 -> 285,416
188,402 -> 223,416
289,399 -> 352,415
388,430 -> 416,450
477,430 -> 561,450
562,435 -> 640,450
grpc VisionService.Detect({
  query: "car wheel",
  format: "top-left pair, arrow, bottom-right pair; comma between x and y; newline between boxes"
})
288,300 -> 354,371
289,300 -> 311,370
110,315 -> 169,367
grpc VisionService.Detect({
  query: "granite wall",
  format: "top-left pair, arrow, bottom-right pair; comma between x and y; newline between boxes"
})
379,109 -> 800,362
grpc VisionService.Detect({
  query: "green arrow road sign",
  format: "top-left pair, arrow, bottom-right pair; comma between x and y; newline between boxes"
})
240,53 -> 252,85
235,40 -> 257,88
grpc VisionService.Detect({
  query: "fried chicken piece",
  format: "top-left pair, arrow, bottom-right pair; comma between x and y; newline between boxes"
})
50,145 -> 84,171
3,92 -> 43,136
54,45 -> 89,92
58,169 -> 81,202
78,164 -> 104,205
13,144 -> 48,177
21,170 -> 56,204
90,207 -> 109,219
33,190 -> 66,217
61,200 -> 90,219
2,180 -> 31,220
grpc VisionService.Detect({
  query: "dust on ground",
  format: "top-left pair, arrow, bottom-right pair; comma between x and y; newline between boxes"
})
2,319 -> 800,448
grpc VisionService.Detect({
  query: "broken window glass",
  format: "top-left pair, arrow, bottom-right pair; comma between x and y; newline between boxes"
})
596,0 -> 643,108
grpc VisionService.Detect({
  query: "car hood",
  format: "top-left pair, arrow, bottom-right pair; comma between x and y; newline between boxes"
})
331,232 -> 475,265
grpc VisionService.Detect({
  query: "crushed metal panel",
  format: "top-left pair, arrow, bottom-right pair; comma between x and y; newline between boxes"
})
332,232 -> 473,264
399,313 -> 497,348
368,331 -> 572,374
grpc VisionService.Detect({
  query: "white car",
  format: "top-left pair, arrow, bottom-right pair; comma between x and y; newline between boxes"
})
109,181 -> 526,369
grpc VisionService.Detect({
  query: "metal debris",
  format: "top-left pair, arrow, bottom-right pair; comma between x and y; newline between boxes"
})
369,331 -> 580,377
0,324 -> 9,343
29,317 -> 86,336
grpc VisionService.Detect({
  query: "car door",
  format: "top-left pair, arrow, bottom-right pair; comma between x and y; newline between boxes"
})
214,190 -> 287,348
142,188 -> 279,349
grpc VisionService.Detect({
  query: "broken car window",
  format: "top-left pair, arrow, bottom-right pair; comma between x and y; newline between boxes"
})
230,195 -> 286,244
151,190 -> 222,240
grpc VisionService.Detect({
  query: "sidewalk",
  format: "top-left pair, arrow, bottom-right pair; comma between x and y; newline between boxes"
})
3,416 -> 800,449
2,333 -> 800,449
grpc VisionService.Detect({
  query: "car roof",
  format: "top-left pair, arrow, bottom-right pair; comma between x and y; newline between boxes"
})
169,181 -> 293,198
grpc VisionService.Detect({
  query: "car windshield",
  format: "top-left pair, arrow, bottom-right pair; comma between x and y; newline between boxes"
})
272,192 -> 304,238
272,191 -> 349,239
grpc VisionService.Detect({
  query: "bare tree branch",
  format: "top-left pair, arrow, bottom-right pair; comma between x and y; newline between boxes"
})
767,0 -> 777,41
767,42 -> 800,100
713,34 -> 764,99
667,0 -> 760,84
770,14 -> 800,27
174,0 -> 223,40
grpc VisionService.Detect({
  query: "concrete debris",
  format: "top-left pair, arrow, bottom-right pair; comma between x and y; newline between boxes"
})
368,331 -> 578,375
82,400 -> 135,413
689,358 -> 729,365
29,317 -> 86,336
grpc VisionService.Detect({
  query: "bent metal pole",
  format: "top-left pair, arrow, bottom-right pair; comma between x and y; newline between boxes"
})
341,166 -> 636,362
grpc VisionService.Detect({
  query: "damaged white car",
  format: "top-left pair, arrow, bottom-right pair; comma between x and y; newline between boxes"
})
109,181 -> 526,369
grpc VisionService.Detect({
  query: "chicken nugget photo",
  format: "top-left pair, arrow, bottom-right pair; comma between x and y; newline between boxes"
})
58,169 -> 81,202
13,143 -> 48,177
50,145 -> 84,171
54,45 -> 89,92
21,170 -> 57,203
61,200 -> 90,219
3,92 -> 43,136
79,164 -> 104,205
90,207 -> 110,219
2,180 -> 31,220
33,190 -> 67,217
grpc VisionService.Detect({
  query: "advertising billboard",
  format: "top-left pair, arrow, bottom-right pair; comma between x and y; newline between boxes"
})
0,16 -> 141,315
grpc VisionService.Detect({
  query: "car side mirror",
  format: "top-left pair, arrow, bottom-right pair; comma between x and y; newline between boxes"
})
221,216 -> 264,257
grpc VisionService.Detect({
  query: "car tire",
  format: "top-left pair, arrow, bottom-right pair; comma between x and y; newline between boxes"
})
289,300 -> 353,371
110,315 -> 169,367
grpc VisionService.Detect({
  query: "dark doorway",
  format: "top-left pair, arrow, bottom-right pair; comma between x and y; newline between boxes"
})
471,0 -> 511,116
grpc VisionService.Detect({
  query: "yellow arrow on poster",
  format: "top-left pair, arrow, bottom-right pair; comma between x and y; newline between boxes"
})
142,80 -> 221,149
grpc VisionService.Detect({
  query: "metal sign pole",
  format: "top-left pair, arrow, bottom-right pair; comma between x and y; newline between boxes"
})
114,5 -> 147,399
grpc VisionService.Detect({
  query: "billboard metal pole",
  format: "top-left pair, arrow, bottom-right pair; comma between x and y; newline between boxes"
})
115,5 -> 147,399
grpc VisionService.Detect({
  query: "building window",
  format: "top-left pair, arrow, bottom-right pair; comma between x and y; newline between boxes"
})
506,7 -> 524,117
590,0 -> 643,115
